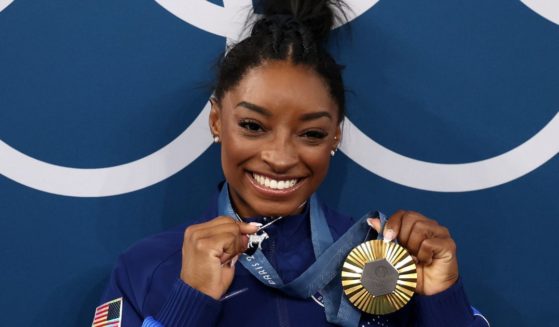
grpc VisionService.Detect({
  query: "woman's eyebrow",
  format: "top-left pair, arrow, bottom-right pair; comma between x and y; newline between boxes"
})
235,101 -> 272,117
236,101 -> 332,121
300,111 -> 332,122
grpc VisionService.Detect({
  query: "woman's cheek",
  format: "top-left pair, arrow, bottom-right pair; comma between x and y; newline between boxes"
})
303,148 -> 331,177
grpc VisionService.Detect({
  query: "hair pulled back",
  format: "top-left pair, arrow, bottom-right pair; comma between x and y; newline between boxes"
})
214,0 -> 348,122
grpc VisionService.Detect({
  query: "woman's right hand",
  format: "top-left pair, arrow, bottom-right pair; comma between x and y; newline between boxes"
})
180,216 -> 260,300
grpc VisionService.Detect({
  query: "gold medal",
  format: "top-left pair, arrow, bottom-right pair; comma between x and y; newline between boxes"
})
341,240 -> 417,315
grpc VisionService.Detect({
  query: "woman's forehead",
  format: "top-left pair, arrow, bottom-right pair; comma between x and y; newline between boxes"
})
223,60 -> 338,117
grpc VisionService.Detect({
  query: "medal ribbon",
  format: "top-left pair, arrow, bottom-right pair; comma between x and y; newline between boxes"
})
217,184 -> 387,327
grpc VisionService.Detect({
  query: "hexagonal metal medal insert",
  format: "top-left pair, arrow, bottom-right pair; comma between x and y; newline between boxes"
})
361,258 -> 399,296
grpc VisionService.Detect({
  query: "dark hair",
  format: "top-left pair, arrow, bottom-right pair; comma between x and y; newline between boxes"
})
213,0 -> 348,122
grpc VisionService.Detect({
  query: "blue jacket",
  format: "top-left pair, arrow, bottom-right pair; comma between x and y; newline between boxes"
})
97,191 -> 489,327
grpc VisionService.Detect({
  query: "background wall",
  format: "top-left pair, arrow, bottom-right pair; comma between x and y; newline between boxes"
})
1,0 -> 558,326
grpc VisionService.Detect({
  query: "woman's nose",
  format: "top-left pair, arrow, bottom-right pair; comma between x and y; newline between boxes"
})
260,138 -> 298,173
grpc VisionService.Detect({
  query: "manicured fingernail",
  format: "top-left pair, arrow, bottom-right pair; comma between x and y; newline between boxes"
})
249,222 -> 262,227
367,218 -> 382,233
229,255 -> 239,268
383,229 -> 395,242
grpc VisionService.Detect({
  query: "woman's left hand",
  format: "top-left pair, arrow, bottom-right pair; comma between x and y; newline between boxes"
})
370,210 -> 459,296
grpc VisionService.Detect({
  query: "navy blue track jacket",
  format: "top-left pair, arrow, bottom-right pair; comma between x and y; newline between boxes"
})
96,191 -> 489,327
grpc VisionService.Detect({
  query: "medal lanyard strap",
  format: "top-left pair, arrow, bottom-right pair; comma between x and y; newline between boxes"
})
217,183 -> 387,327
217,183 -> 386,295
218,184 -> 331,293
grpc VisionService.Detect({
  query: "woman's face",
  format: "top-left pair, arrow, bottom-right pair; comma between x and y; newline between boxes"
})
210,60 -> 341,218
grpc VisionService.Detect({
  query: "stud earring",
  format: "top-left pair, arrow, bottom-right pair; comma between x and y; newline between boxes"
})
213,136 -> 220,143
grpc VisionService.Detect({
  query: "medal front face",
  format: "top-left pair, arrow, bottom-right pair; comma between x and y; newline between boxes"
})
341,240 -> 417,315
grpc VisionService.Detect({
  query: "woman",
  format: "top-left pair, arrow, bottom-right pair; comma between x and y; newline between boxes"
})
94,1 -> 488,326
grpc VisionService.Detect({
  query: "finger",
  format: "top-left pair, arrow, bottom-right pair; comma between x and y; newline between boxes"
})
193,233 -> 246,264
188,225 -> 249,262
383,228 -> 396,242
383,210 -> 407,241
189,222 -> 243,245
221,255 -> 239,268
395,211 -> 431,248
405,220 -> 442,255
238,221 -> 261,234
186,219 -> 259,244
216,222 -> 256,260
221,233 -> 250,260
367,218 -> 381,233
416,238 -> 456,266
214,230 -> 250,261
185,216 -> 238,238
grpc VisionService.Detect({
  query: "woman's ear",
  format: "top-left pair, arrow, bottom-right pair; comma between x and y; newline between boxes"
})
209,97 -> 221,140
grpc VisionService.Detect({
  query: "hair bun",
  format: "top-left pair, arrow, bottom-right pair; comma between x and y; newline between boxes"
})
252,0 -> 346,44
251,15 -> 302,37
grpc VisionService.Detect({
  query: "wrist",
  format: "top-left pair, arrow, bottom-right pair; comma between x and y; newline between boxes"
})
420,273 -> 459,296
180,271 -> 225,300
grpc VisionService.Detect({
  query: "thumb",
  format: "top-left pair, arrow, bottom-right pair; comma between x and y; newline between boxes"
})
238,222 -> 262,234
367,217 -> 396,242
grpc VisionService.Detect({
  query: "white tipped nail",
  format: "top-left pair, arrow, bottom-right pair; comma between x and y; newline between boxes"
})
383,229 -> 395,242
249,222 -> 263,227
367,218 -> 381,233
367,218 -> 378,233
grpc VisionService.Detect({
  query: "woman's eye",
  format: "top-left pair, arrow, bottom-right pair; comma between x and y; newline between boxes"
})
239,120 -> 264,132
303,130 -> 327,139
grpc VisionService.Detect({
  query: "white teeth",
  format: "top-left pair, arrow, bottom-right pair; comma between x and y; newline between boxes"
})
252,173 -> 298,190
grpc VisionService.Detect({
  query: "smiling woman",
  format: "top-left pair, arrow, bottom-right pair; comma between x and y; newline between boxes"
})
94,0 -> 489,326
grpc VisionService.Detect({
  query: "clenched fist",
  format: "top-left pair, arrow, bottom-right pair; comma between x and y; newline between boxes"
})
180,216 -> 260,300
370,210 -> 459,296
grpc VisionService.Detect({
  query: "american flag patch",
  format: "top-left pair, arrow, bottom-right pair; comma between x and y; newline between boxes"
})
91,298 -> 122,327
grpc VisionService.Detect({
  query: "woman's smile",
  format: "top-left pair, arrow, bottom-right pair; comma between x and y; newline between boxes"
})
246,170 -> 305,196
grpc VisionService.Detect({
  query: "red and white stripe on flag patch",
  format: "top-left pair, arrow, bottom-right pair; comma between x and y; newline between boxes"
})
91,297 -> 123,327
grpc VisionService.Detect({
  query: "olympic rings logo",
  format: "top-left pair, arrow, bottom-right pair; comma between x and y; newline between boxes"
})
0,0 -> 558,196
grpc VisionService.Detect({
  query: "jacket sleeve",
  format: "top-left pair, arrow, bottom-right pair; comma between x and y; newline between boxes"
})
414,278 -> 489,326
95,255 -> 144,327
96,255 -> 223,327
149,279 -> 223,327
